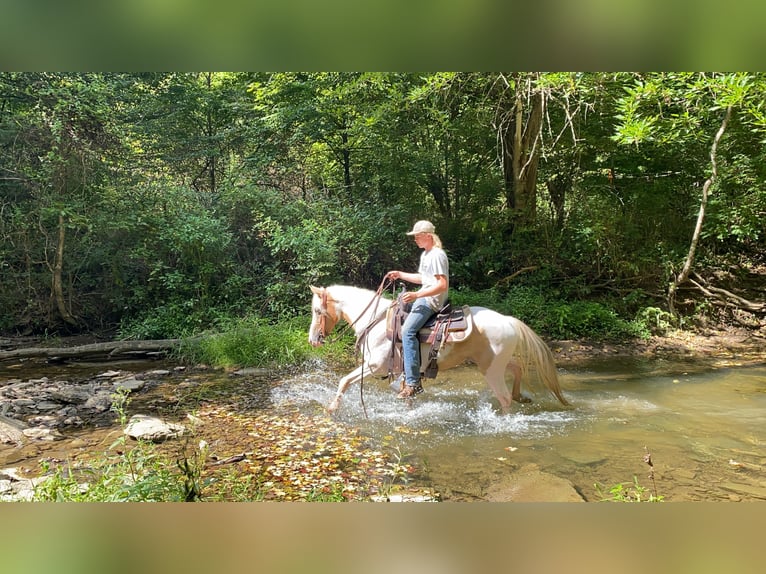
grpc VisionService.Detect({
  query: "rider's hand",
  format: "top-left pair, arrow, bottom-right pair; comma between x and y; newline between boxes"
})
402,291 -> 418,303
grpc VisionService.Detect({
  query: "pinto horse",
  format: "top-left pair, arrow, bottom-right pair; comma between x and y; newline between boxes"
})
309,284 -> 569,413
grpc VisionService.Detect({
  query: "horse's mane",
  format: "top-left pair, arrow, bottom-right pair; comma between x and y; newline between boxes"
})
326,284 -> 392,320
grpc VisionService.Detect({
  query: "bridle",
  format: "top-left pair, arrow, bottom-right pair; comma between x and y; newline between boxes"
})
314,277 -> 392,346
314,289 -> 333,345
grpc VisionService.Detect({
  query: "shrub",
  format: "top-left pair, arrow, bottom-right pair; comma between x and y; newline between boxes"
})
179,316 -> 321,369
452,285 -> 643,341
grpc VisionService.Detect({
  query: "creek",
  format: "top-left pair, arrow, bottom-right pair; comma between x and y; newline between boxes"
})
274,358 -> 766,501
2,356 -> 765,501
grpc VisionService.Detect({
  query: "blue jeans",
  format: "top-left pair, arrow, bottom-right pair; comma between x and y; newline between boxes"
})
401,298 -> 435,387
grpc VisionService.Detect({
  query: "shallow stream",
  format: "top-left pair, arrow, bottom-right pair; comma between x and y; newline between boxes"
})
2,356 -> 765,501
273,359 -> 766,501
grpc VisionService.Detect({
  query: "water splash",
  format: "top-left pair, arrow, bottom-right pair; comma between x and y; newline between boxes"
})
271,368 -> 581,439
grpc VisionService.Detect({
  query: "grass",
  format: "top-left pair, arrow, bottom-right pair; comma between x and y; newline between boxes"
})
594,447 -> 665,502
175,315 -> 353,370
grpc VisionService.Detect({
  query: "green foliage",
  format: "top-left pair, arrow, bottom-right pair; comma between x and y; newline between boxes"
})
118,301 -> 213,339
32,450 -> 186,502
1,72 -> 765,339
180,316 -> 317,369
633,307 -> 677,336
594,476 -> 665,503
453,285 -> 644,341
33,390 -> 189,502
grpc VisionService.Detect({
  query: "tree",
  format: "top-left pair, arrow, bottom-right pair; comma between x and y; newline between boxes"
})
0,73 -> 118,328
612,72 -> 761,313
493,72 -> 545,227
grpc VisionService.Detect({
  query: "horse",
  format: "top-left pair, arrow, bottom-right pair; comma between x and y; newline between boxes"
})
308,284 -> 570,413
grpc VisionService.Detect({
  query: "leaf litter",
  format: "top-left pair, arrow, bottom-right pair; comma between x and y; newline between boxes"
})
188,397 -> 431,501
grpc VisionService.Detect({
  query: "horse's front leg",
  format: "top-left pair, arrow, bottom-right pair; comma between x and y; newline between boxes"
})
327,364 -> 372,413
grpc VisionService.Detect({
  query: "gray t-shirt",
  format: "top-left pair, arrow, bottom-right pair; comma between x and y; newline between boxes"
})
418,246 -> 449,311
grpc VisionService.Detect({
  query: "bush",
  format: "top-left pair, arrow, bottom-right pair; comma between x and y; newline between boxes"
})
180,316 -> 320,369
633,306 -> 677,336
33,390 -> 190,502
118,300 -> 212,339
452,285 -> 644,341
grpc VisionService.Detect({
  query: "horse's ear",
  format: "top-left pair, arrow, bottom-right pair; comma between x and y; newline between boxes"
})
310,285 -> 323,295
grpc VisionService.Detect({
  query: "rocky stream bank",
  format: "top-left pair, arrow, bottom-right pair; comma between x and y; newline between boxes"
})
1,327 -> 764,502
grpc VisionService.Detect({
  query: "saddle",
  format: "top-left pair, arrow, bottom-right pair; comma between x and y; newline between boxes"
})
385,294 -> 473,380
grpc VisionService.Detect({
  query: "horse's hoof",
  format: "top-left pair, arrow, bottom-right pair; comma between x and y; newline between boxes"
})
513,395 -> 532,404
327,399 -> 340,412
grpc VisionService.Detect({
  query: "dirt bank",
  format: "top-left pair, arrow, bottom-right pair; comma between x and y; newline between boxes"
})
552,327 -> 766,369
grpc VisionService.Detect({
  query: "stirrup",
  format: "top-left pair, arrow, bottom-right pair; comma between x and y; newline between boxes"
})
389,373 -> 405,393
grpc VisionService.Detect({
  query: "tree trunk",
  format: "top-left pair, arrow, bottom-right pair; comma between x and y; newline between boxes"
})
51,213 -> 78,326
0,338 -> 200,362
341,130 -> 351,192
500,74 -> 545,229
546,174 -> 569,231
205,72 -> 217,195
668,105 -> 732,314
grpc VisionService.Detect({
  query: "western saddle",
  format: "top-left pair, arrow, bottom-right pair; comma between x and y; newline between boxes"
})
385,293 -> 472,384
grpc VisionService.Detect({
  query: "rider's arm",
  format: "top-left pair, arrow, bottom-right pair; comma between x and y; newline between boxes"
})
413,274 -> 447,298
386,270 -> 422,284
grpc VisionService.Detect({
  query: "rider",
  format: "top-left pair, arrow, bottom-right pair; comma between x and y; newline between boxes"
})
386,220 -> 449,398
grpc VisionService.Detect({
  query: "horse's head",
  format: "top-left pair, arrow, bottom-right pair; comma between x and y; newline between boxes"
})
308,286 -> 339,347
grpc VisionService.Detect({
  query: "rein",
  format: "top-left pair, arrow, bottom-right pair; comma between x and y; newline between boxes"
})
317,276 -> 393,419
318,276 -> 392,345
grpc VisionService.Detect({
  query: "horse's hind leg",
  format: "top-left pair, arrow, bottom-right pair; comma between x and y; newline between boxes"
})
483,359 -> 513,413
508,360 -> 531,404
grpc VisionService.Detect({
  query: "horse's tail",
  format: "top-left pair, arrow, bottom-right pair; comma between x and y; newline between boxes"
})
510,317 -> 570,406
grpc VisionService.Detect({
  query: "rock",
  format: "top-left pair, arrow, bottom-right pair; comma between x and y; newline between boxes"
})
11,398 -> 35,408
485,464 -> 585,502
96,370 -> 122,378
719,481 -> 766,500
22,427 -> 65,441
27,415 -> 59,427
0,378 -> 22,387
0,467 -> 46,502
124,414 -> 185,442
232,368 -> 271,377
113,378 -> 145,393
186,413 -> 204,427
83,392 -> 114,412
35,401 -> 61,411
50,387 -> 93,404
62,416 -> 84,427
561,450 -> 608,466
0,415 -> 27,446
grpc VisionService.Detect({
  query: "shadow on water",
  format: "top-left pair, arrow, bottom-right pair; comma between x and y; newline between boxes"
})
272,360 -> 766,501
